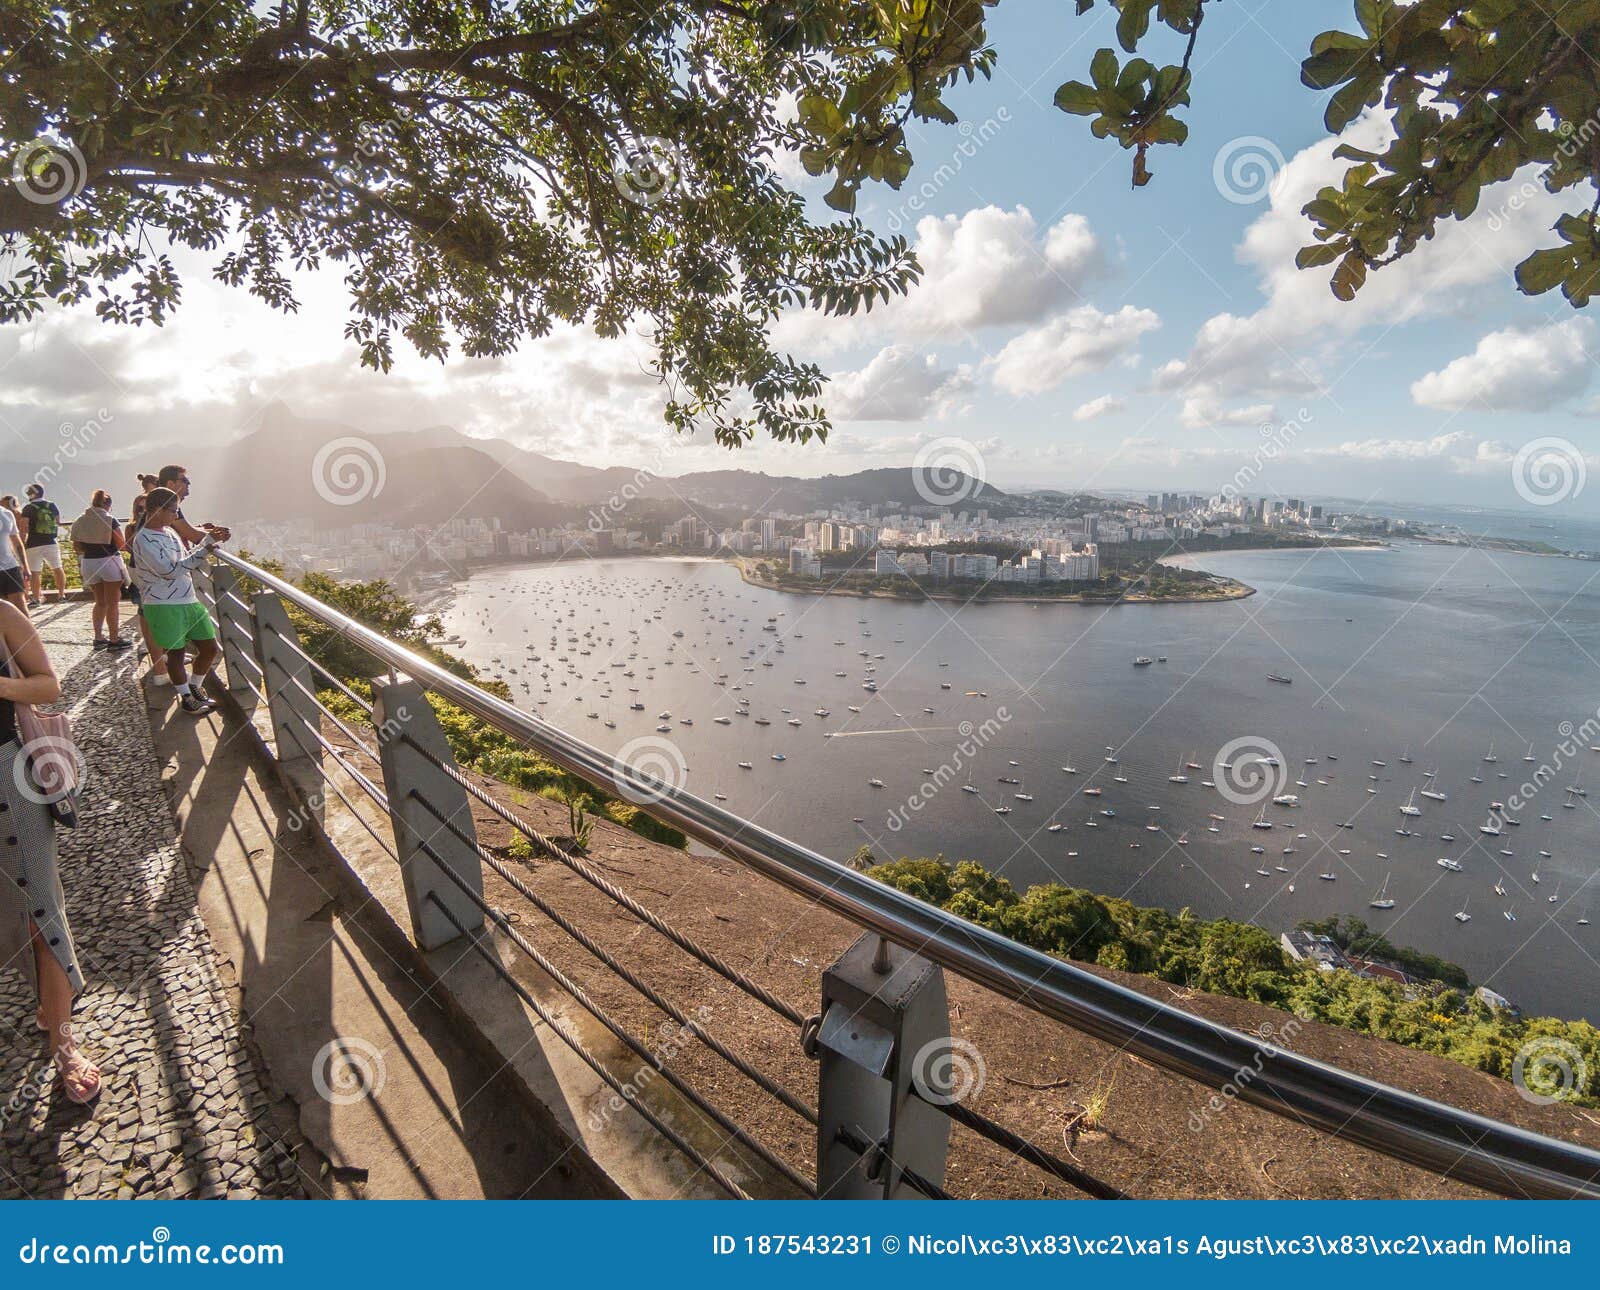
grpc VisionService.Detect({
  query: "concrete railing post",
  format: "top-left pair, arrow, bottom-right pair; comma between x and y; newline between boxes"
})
371,675 -> 485,951
208,562 -> 258,704
814,933 -> 951,1199
252,591 -> 322,770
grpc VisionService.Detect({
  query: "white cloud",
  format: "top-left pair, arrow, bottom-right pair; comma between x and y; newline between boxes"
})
828,345 -> 974,421
989,305 -> 1160,396
1411,318 -> 1596,411
1073,394 -> 1124,422
1327,430 -> 1513,470
772,205 -> 1104,355
905,206 -> 1101,335
1180,396 -> 1275,429
1155,110 -> 1580,405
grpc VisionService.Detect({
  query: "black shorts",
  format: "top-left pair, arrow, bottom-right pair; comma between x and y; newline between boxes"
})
0,567 -> 24,597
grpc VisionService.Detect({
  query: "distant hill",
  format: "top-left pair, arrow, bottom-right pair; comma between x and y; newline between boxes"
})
201,406 -> 570,529
0,402 -> 1010,525
652,465 -> 1008,514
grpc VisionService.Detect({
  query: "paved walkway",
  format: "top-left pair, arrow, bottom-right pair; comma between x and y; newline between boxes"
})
0,604 -> 303,1199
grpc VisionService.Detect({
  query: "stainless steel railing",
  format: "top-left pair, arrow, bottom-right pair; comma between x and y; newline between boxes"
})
206,548 -> 1600,1200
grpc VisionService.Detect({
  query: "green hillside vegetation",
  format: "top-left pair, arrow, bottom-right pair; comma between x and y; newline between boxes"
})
867,856 -> 1599,1105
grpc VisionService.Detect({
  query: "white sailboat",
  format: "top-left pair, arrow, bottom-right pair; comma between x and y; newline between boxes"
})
1482,741 -> 1497,763
1419,770 -> 1447,802
1369,873 -> 1395,910
1399,787 -> 1422,817
1454,897 -> 1472,923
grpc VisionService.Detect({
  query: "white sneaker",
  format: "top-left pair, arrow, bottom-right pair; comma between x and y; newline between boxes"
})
149,671 -> 172,686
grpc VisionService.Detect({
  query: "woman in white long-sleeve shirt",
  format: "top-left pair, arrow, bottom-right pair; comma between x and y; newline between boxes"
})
129,487 -> 224,716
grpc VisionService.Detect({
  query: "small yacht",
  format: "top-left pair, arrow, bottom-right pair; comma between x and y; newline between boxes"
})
1399,787 -> 1422,817
1436,857 -> 1463,872
737,761 -> 753,770
1370,874 -> 1396,910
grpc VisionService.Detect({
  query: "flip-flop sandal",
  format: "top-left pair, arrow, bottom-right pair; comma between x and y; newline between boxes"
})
53,1047 -> 101,1105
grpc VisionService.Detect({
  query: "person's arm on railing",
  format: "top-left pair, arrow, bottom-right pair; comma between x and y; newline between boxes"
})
133,529 -> 217,579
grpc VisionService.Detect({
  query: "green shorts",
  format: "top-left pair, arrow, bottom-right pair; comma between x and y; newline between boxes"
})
142,601 -> 217,651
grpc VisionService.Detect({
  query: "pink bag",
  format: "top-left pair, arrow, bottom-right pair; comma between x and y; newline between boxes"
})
3,644 -> 79,824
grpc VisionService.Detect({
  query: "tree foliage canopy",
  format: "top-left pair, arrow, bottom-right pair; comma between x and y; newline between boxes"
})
1058,1 -> 1600,308
3,1 -> 1597,444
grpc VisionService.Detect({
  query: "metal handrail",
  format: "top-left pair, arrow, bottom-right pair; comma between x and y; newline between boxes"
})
212,549 -> 1600,1200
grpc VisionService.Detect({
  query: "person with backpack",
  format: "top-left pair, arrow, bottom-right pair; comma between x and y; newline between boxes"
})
130,488 -> 224,715
19,485 -> 65,608
71,490 -> 132,651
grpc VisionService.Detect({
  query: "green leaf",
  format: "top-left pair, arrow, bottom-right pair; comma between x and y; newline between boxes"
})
1515,247 -> 1576,296
1296,242 -> 1345,269
1330,251 -> 1368,301
1053,80 -> 1102,116
1090,48 -> 1119,91
1325,73 -> 1379,132
1116,0 -> 1156,52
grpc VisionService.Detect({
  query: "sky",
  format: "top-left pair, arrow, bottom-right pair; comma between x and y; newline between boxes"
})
3,3 -> 1598,513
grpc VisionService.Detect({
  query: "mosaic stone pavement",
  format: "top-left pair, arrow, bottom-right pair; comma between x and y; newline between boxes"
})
0,605 -> 303,1198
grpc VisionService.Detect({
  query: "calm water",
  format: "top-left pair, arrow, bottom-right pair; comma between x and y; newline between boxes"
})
439,546 -> 1600,1021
